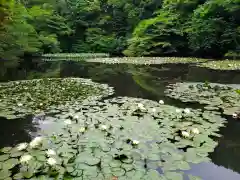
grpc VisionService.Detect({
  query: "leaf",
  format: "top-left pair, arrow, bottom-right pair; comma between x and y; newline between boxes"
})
0,170 -> 11,180
22,171 -> 34,178
0,155 -> 9,162
1,147 -> 12,153
165,172 -> 183,180
111,167 -> 125,176
2,158 -> 18,170
13,173 -> 23,180
188,174 -> 202,180
10,152 -> 23,158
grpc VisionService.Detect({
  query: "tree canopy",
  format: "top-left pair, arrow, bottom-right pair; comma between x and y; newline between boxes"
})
0,0 -> 239,60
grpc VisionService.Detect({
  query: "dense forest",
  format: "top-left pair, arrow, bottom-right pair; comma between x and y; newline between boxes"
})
0,0 -> 239,60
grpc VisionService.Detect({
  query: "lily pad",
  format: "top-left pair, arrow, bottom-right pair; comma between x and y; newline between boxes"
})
0,96 -> 226,179
0,155 -> 9,162
0,170 -> 11,180
2,158 -> 18,170
0,78 -> 114,119
165,82 -> 240,116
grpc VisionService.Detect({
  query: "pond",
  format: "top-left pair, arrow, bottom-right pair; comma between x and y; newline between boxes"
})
0,60 -> 240,180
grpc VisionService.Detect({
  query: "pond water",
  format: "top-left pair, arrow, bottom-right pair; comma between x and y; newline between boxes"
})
0,60 -> 240,180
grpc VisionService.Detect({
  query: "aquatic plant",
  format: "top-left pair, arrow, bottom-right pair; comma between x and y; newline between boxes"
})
0,97 -> 225,179
165,82 -> 240,116
86,57 -> 208,65
0,78 -> 114,119
42,53 -> 109,61
198,60 -> 240,70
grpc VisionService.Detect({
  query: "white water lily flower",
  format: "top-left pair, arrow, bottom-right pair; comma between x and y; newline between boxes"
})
79,127 -> 86,133
232,113 -> 238,119
100,125 -> 107,130
137,103 -> 146,111
138,103 -> 144,109
176,109 -> 181,113
64,120 -> 72,125
74,115 -> 79,119
20,155 -> 32,163
159,100 -> 164,105
17,143 -> 28,151
181,131 -> 190,138
30,137 -> 43,148
17,103 -> 23,107
184,108 -> 191,114
47,157 -> 57,166
152,108 -> 156,112
132,140 -> 140,145
46,149 -> 56,156
191,128 -> 200,135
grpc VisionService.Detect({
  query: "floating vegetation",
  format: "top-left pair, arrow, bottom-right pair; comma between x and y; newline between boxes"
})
198,60 -> 240,70
0,78 -> 114,119
0,97 -> 225,179
86,57 -> 208,64
42,53 -> 109,61
165,82 -> 240,116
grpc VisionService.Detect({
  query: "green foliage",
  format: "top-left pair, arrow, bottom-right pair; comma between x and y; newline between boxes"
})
0,0 -> 41,60
0,93 -> 226,179
0,0 -> 71,60
165,82 -> 240,116
0,0 -> 239,58
0,78 -> 113,119
187,0 -> 240,57
124,0 -> 240,57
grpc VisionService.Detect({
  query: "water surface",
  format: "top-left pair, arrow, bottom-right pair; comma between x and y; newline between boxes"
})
1,60 -> 240,180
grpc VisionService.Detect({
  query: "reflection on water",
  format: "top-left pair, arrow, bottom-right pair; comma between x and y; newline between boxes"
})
186,162 -> 240,180
0,60 -> 240,179
0,116 -> 36,148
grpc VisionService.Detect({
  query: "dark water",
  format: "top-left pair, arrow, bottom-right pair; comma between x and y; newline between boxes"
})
1,60 -> 240,180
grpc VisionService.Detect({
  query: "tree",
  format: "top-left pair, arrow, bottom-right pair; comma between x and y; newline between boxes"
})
187,0 -> 240,57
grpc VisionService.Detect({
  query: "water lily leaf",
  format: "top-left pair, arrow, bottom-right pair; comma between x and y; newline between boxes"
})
13,173 -> 23,180
2,158 -> 18,170
36,155 -> 46,162
1,147 -> 12,153
109,160 -> 122,168
122,163 -> 134,172
66,166 -> 74,173
148,153 -> 159,161
0,78 -> 114,119
145,169 -> 162,180
147,161 -> 159,169
165,171 -> 183,180
111,167 -> 125,176
22,171 -> 34,178
10,152 -> 23,158
188,174 -> 202,180
0,170 -> 11,179
0,96 -> 226,179
0,155 -> 9,162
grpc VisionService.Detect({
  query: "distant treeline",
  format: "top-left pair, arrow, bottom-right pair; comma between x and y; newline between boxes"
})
0,0 -> 239,60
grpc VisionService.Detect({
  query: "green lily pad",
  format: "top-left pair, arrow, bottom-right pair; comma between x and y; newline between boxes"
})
165,82 -> 240,116
111,167 -> 125,176
13,173 -> 23,180
0,155 -> 9,162
1,147 -> 12,153
0,170 -> 11,180
0,96 -> 226,179
188,174 -> 202,180
0,78 -> 114,119
165,171 -> 183,180
2,158 -> 18,170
